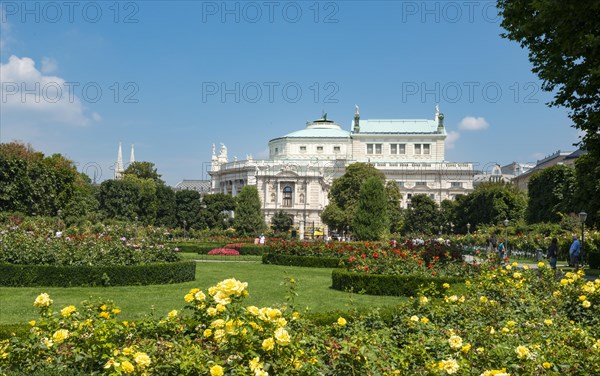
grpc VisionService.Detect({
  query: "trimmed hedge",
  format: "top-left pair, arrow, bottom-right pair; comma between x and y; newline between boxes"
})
262,253 -> 341,268
0,261 -> 196,287
331,269 -> 465,297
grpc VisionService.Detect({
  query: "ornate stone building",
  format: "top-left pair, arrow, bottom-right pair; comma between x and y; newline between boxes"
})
209,107 -> 474,236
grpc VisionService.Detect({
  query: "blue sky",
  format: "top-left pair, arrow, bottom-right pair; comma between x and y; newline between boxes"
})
0,1 -> 580,185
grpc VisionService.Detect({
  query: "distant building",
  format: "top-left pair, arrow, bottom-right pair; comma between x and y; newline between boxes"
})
174,180 -> 211,197
209,107 -> 474,236
513,150 -> 575,191
473,162 -> 534,187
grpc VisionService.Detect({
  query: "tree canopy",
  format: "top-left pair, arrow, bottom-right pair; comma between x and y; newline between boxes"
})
234,186 -> 266,236
124,161 -> 164,184
498,1 -> 600,155
352,177 -> 388,241
321,162 -> 385,231
527,165 -> 576,223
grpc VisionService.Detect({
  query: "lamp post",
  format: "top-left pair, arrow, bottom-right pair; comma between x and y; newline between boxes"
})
503,218 -> 509,256
467,223 -> 471,235
579,211 -> 587,266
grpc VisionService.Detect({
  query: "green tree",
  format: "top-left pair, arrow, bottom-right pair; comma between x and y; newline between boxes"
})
62,173 -> 99,225
97,179 -> 141,221
385,180 -> 403,234
0,142 -> 79,216
202,193 -> 236,229
124,161 -> 164,184
321,162 -> 385,231
455,182 -> 527,231
353,177 -> 388,241
439,199 -> 459,232
155,184 -> 177,227
175,189 -> 205,230
574,154 -> 600,228
123,175 -> 157,225
527,165 -> 576,223
271,210 -> 294,234
403,194 -> 439,235
498,1 -> 600,156
234,186 -> 266,236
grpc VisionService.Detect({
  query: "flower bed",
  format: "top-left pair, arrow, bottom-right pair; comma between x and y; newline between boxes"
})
207,248 -> 240,256
2,267 -> 599,375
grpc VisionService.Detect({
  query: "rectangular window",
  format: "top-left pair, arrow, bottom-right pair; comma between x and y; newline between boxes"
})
274,147 -> 279,154
451,182 -> 463,188
429,194 -> 435,199
398,144 -> 406,154
300,146 -> 306,152
416,181 -> 427,186
396,181 -> 404,187
407,194 -> 412,199
334,146 -> 341,152
423,144 -> 430,155
367,144 -> 374,154
414,144 -> 422,155
317,146 -> 323,152
375,144 -> 382,154
390,144 -> 397,154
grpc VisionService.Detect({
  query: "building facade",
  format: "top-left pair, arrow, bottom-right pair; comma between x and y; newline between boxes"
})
209,107 -> 474,235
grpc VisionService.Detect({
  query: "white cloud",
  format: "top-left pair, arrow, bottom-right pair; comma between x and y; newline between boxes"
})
458,116 -> 489,131
41,57 -> 58,74
0,55 -> 100,126
445,130 -> 460,150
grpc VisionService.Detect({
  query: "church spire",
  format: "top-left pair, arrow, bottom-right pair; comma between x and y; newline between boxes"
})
115,143 -> 124,179
130,144 -> 135,164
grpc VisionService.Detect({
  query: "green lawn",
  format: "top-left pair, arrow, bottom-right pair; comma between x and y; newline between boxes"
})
0,262 -> 406,326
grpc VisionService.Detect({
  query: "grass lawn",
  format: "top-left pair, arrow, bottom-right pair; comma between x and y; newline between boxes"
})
0,262 -> 406,326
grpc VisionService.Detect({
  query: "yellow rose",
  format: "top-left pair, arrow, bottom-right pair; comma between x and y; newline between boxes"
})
439,359 -> 459,374
544,319 -> 553,326
121,360 -> 135,374
543,362 -> 552,369
538,261 -> 545,268
33,293 -> 52,308
168,309 -> 178,319
448,335 -> 463,349
134,352 -> 151,367
515,345 -> 530,359
207,307 -> 218,316
262,337 -> 275,351
410,315 -> 419,322
195,291 -> 206,301
420,317 -> 430,324
443,283 -> 450,289
579,295 -> 587,301
337,317 -> 347,326
52,329 -> 69,343
582,300 -> 591,308
274,327 -> 290,346
210,365 -> 224,376
249,356 -> 263,371
112,308 -> 121,315
60,305 -> 77,317
184,293 -> 194,303
203,329 -> 212,337
99,311 -> 110,319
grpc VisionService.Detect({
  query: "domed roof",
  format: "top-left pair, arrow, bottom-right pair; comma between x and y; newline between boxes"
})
272,116 -> 350,141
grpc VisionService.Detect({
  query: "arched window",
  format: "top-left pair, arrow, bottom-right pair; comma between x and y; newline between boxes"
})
282,186 -> 293,207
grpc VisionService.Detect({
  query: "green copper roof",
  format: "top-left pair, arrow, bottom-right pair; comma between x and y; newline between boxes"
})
357,119 -> 441,134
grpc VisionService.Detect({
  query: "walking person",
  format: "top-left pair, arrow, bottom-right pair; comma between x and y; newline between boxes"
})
569,235 -> 581,272
547,238 -> 558,270
497,241 -> 506,263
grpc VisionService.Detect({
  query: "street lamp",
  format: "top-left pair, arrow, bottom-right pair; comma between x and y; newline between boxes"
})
503,218 -> 509,256
467,223 -> 471,235
579,211 -> 587,266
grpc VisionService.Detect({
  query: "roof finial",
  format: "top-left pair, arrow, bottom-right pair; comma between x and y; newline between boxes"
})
355,104 -> 360,115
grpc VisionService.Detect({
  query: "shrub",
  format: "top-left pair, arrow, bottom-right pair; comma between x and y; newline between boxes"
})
331,269 -> 465,297
589,252 -> 600,269
0,261 -> 196,287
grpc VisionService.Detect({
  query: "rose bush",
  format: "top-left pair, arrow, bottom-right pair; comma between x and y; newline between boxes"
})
2,267 -> 599,375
